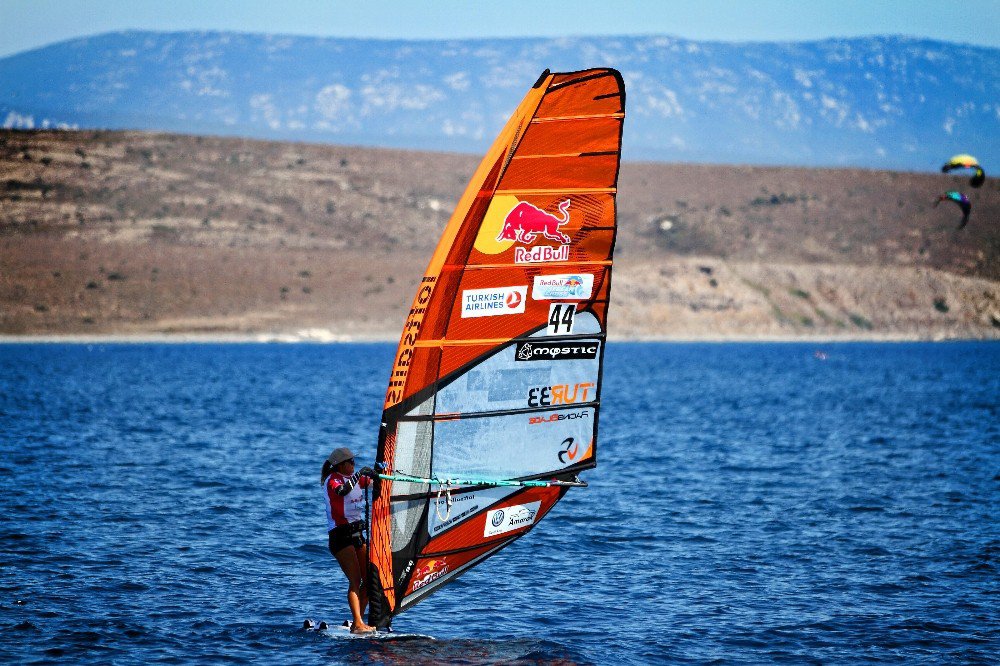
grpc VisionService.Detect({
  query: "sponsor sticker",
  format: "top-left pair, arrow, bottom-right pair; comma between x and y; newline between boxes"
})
528,410 -> 589,425
514,244 -> 570,264
461,286 -> 527,318
410,558 -> 450,591
547,303 -> 576,335
532,274 -> 593,300
527,382 -> 595,408
484,501 -> 542,537
515,340 -> 600,362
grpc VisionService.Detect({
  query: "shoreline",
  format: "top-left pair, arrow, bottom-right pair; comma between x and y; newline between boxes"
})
2,333 -> 996,344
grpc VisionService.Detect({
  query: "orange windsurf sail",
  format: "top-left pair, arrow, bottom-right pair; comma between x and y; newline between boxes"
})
367,68 -> 625,628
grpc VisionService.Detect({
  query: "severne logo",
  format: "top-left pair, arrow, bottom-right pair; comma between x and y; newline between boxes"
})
558,437 -> 579,463
461,286 -> 527,318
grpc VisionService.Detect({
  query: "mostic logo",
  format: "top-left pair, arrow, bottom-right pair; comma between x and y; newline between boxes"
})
515,340 -> 600,362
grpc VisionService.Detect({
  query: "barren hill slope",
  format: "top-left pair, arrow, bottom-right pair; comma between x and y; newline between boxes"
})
2,130 -> 998,339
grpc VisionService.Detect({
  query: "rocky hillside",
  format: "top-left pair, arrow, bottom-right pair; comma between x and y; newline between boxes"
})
2,32 -> 998,170
1,129 -> 998,339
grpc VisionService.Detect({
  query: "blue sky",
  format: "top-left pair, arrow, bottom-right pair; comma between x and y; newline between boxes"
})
2,0 -> 999,58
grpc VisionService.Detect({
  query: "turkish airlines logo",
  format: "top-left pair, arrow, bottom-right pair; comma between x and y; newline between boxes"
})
461,286 -> 527,318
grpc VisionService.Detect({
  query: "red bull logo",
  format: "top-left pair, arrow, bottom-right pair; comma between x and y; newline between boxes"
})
411,558 -> 450,591
497,200 -> 572,246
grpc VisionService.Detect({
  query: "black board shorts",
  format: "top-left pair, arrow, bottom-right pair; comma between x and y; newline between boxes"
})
328,521 -> 366,555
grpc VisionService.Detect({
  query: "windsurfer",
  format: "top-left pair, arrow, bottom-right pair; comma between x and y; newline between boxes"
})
322,447 -> 377,634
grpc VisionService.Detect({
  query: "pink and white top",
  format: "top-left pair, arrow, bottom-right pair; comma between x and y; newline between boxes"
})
323,471 -> 371,530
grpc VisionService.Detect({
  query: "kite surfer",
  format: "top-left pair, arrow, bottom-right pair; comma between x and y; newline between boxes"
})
322,447 -> 376,634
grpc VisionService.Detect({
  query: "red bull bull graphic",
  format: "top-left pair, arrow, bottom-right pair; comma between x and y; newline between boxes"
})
495,200 -> 572,264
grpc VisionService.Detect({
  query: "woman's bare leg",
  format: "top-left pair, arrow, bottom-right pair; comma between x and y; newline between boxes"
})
333,545 -> 374,633
357,544 -> 369,620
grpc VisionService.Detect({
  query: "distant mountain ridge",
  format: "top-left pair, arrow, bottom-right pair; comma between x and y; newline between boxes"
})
2,31 -> 998,170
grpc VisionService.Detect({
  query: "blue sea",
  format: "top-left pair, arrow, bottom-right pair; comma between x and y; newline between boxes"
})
1,342 -> 997,664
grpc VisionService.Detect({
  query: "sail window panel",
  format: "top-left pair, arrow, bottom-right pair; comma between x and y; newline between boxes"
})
431,407 -> 597,480
436,340 -> 600,415
515,116 -> 622,157
499,154 -> 619,191
392,420 -> 433,496
390,498 -> 427,558
536,73 -> 623,119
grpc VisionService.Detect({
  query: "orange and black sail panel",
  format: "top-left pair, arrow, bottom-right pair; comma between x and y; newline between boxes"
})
368,68 -> 625,628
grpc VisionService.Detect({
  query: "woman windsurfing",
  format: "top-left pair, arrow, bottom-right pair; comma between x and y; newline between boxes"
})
321,447 -> 376,634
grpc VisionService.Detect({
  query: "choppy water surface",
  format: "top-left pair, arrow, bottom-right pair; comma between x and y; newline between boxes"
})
1,342 -> 997,664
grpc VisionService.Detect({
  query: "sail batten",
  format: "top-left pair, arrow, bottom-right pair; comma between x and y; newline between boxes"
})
530,112 -> 625,121
367,67 -> 624,628
494,187 -> 616,195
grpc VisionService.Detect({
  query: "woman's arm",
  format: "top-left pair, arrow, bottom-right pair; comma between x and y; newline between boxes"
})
333,471 -> 363,496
